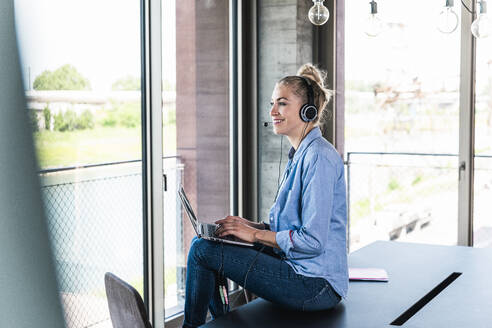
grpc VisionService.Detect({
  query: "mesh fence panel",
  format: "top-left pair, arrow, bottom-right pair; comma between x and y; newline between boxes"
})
41,171 -> 143,328
347,153 -> 459,251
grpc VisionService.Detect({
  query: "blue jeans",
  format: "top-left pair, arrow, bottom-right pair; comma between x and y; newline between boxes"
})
183,237 -> 341,327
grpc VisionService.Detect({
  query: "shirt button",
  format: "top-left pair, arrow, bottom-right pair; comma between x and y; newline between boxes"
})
270,216 -> 273,222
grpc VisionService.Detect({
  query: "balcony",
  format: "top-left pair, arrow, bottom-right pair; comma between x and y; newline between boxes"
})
40,156 -> 183,328
346,152 -> 492,251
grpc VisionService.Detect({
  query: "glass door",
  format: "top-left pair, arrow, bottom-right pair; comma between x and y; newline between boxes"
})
473,34 -> 492,248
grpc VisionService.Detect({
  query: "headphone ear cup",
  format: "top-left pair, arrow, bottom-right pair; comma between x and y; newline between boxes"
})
299,104 -> 308,122
300,104 -> 318,122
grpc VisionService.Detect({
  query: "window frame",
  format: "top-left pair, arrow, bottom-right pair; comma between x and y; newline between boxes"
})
458,0 -> 477,247
142,0 -> 165,326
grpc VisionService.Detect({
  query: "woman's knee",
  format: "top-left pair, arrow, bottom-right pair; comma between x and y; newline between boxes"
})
188,237 -> 216,265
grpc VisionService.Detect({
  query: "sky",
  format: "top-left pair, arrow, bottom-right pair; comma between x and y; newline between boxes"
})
346,0 -> 460,87
14,0 -> 176,92
346,0 -> 492,90
12,0 -> 492,92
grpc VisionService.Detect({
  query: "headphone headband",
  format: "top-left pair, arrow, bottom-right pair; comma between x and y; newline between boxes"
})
298,76 -> 315,106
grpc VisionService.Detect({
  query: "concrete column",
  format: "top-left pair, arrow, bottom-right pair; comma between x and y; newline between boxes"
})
258,0 -> 313,221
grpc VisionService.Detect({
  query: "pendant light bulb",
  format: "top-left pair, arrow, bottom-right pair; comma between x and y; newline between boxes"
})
308,0 -> 330,26
365,1 -> 385,37
471,1 -> 491,38
437,0 -> 459,34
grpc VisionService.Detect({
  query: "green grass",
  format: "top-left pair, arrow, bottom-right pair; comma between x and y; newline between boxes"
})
34,124 -> 176,169
387,178 -> 401,191
412,175 -> 423,186
353,198 -> 370,219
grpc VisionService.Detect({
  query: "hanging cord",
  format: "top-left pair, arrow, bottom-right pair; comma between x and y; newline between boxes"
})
273,136 -> 284,203
298,122 -> 309,150
461,0 -> 475,14
273,123 -> 309,203
217,243 -> 267,310
277,135 -> 284,188
242,245 -> 266,303
221,245 -> 266,308
217,242 -> 228,313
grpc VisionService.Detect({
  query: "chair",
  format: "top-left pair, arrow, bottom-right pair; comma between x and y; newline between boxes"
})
104,272 -> 152,328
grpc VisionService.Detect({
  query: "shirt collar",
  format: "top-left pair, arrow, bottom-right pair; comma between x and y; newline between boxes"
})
288,126 -> 322,162
288,147 -> 296,160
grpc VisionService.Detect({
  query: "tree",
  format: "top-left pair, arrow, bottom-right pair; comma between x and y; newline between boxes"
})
33,64 -> 91,90
112,75 -> 140,91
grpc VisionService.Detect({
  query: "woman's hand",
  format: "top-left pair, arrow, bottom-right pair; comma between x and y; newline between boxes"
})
214,216 -> 260,243
216,216 -> 266,230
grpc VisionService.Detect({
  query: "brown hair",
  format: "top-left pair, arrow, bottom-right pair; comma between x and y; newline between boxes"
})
278,63 -> 333,126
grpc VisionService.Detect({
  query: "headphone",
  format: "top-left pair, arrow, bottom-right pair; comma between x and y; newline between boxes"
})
297,76 -> 318,123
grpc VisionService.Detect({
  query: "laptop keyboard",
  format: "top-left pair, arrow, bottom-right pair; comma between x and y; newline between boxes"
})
206,224 -> 217,236
204,224 -> 235,241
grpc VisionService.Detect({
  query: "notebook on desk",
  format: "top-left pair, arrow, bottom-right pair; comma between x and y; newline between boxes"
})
349,268 -> 389,282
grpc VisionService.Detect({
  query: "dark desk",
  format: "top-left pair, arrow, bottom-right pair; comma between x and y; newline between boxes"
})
202,241 -> 492,328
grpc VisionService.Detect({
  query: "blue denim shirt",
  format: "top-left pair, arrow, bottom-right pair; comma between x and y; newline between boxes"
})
268,127 -> 348,298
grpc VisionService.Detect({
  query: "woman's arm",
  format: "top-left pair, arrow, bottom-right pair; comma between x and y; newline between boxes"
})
214,216 -> 279,248
252,221 -> 269,230
253,229 -> 279,248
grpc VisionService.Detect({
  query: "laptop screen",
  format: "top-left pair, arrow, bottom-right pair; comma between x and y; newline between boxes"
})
178,186 -> 199,236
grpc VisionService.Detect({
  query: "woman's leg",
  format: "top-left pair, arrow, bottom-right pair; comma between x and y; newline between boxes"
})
183,237 -> 341,327
183,238 -> 219,328
184,237 -> 237,327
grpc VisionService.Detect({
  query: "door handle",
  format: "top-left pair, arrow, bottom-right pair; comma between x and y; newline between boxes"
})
458,161 -> 466,181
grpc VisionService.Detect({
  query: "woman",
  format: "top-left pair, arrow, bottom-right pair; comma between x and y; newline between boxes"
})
182,64 -> 348,328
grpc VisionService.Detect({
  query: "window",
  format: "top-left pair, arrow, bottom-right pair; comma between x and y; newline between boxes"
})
345,0 -> 462,250
15,1 -> 144,327
474,35 -> 492,248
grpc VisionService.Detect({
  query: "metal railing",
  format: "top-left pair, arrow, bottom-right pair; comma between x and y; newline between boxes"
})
38,151 -> 492,325
345,151 -> 492,251
39,156 -> 183,328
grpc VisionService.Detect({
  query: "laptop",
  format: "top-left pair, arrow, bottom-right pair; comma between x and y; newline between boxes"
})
178,185 -> 254,247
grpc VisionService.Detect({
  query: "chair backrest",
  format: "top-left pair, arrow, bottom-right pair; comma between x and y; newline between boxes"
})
104,272 -> 152,328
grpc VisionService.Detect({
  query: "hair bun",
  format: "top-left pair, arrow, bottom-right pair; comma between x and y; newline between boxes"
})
296,63 -> 325,87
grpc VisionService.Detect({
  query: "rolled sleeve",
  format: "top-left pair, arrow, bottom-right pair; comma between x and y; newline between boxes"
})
276,229 -> 294,255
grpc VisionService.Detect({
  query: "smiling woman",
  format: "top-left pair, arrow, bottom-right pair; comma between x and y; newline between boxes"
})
269,64 -> 332,148
181,64 -> 348,328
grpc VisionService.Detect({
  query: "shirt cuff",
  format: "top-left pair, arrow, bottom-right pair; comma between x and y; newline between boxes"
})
276,229 -> 294,256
